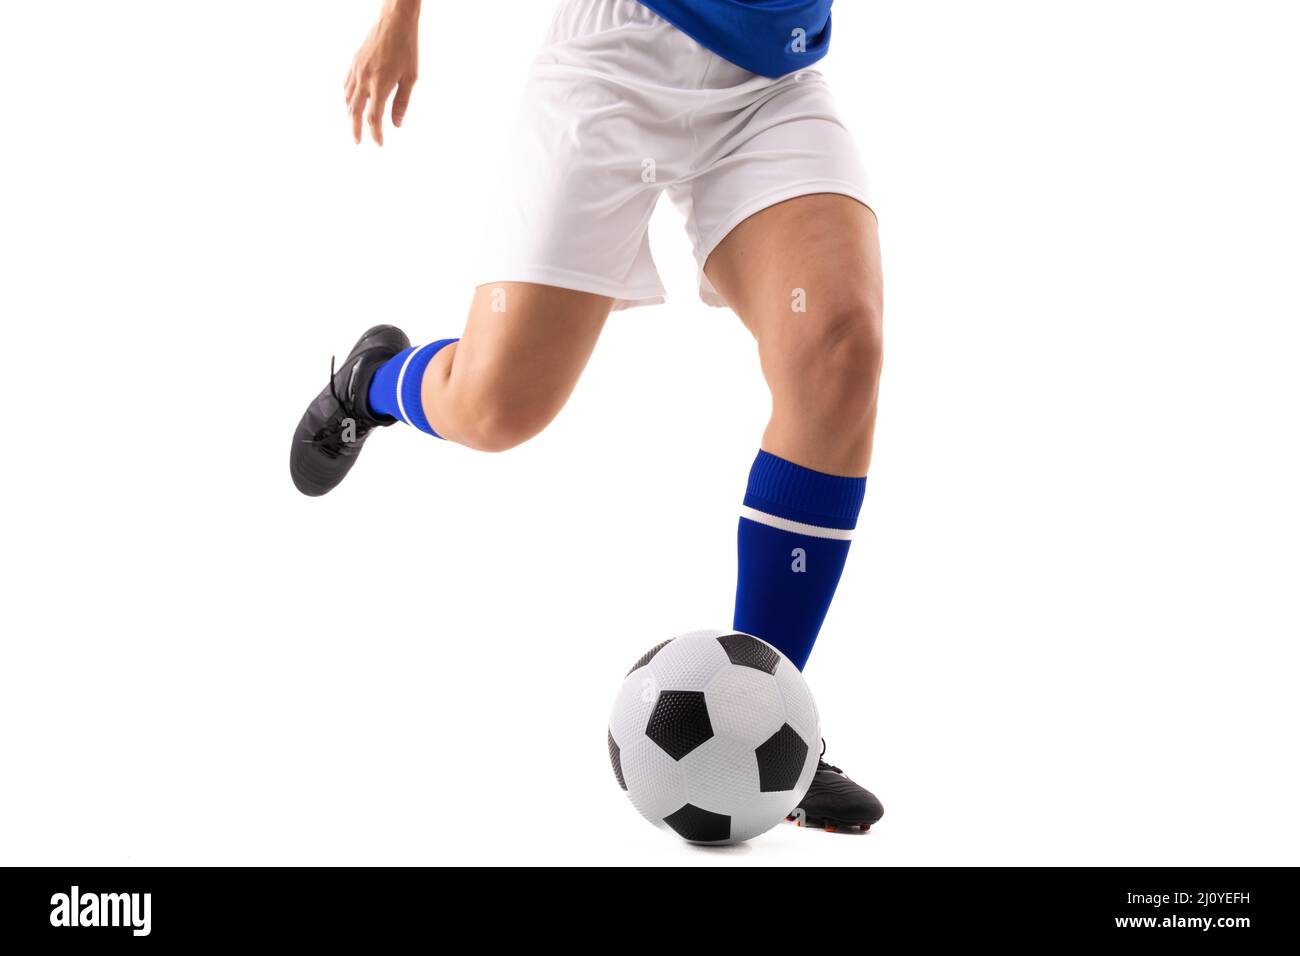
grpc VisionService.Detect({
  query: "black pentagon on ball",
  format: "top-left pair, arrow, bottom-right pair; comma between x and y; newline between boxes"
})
608,730 -> 627,791
645,690 -> 714,761
663,803 -> 731,843
626,638 -> 673,676
755,723 -> 809,792
717,632 -> 780,675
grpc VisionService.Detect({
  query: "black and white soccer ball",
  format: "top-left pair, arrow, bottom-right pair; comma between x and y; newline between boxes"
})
607,629 -> 820,844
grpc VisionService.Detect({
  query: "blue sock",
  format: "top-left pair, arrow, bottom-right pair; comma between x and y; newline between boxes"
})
733,450 -> 866,670
366,339 -> 458,437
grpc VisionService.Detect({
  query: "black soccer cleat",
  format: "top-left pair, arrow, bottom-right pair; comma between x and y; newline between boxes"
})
790,741 -> 884,833
290,324 -> 410,497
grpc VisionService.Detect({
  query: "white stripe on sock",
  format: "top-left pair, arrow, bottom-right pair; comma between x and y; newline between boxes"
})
738,505 -> 855,541
394,344 -> 431,427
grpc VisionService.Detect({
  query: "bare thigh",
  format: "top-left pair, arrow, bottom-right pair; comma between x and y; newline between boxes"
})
422,282 -> 614,451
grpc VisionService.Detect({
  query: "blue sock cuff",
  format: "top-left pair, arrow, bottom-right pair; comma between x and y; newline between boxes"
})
743,450 -> 866,531
384,339 -> 458,437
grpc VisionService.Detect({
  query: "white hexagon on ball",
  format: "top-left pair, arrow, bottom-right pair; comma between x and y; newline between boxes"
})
608,629 -> 821,845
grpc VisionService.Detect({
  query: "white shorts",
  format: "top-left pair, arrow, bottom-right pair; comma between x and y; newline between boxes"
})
477,0 -> 874,311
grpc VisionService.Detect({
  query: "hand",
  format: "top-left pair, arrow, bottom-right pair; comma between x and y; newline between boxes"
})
344,1 -> 420,145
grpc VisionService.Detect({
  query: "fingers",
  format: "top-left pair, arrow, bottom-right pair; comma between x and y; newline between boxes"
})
392,77 -> 414,128
348,82 -> 367,145
343,63 -> 412,145
366,77 -> 395,146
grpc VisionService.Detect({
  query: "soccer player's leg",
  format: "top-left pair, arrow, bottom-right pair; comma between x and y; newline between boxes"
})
419,283 -> 614,452
708,194 -> 883,478
706,193 -> 886,830
289,283 -> 612,496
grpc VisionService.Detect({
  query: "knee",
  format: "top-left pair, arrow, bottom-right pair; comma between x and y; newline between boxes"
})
825,302 -> 884,396
456,397 -> 557,453
773,297 -> 884,418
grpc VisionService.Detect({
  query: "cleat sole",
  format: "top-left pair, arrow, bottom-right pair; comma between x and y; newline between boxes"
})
790,814 -> 874,834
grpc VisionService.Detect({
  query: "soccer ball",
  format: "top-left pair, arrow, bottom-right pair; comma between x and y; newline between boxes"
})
607,629 -> 820,844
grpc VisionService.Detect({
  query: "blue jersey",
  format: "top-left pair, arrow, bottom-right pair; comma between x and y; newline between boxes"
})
636,0 -> 833,78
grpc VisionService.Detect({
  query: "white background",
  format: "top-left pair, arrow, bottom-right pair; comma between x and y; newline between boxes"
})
2,1 -> 1297,866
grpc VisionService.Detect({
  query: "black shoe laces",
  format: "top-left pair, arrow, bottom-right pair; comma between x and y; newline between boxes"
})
818,739 -> 842,775
308,355 -> 368,456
